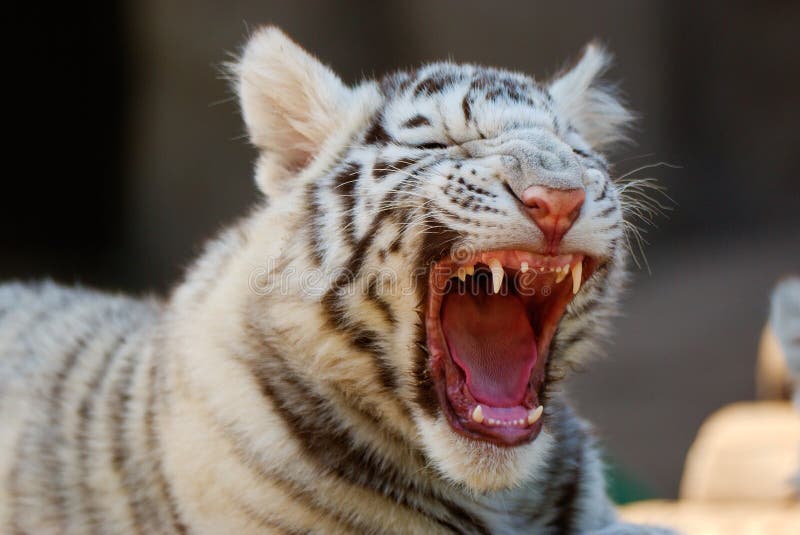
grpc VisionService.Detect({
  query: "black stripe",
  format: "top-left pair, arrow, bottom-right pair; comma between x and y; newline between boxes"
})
416,215 -> 462,268
553,115 -> 563,136
537,401 -> 587,533
372,159 -> 392,180
7,291 -> 80,532
413,75 -> 449,97
341,192 -> 409,280
462,94 -> 472,122
380,70 -> 415,96
595,180 -> 609,202
305,184 -> 326,267
364,115 -> 391,145
332,162 -> 361,247
373,156 -> 419,181
402,114 -> 431,128
597,205 -> 616,218
107,348 -> 151,532
558,323 -> 591,351
108,347 -> 185,533
45,324 -> 94,525
387,231 -> 403,253
392,157 -> 419,173
76,329 -> 128,533
572,147 -> 591,159
412,322 -> 439,418
143,355 -> 189,534
549,444 -> 583,533
410,214 -> 460,420
366,277 -> 396,326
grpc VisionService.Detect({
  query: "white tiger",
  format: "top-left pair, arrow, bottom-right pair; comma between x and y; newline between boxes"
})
0,27 -> 675,534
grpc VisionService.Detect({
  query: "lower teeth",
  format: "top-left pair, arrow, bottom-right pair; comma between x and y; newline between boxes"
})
470,405 -> 544,427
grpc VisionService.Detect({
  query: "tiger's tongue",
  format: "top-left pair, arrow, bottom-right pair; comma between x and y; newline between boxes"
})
441,289 -> 537,407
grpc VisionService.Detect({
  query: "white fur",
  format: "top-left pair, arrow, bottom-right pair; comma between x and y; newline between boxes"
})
236,27 -> 382,198
0,27 -> 674,534
549,43 -> 633,150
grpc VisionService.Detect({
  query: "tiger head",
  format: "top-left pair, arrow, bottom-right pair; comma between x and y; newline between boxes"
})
235,28 -> 632,492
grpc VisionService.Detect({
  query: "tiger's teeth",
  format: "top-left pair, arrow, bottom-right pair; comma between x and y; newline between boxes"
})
555,265 -> 569,283
520,261 -> 529,273
489,258 -> 504,293
571,261 -> 582,294
465,264 -> 475,276
527,406 -> 544,425
457,267 -> 467,282
471,405 -> 484,424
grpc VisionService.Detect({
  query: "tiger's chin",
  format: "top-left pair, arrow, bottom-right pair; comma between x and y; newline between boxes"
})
416,414 -> 555,492
424,249 -> 594,456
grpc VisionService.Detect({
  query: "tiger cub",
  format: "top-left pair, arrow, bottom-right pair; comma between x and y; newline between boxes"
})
0,27 -> 674,534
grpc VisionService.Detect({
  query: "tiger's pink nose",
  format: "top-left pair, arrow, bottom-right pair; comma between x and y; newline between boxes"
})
521,185 -> 585,248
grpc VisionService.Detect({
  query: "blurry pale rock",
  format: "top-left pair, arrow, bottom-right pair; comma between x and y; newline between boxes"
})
621,279 -> 800,533
620,501 -> 800,535
620,401 -> 800,533
679,401 -> 800,502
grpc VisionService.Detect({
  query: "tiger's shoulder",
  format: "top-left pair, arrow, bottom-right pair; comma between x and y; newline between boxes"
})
0,279 -> 161,429
0,281 -> 162,530
0,280 -> 160,363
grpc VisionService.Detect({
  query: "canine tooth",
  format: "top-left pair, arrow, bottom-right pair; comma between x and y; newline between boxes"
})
465,264 -> 475,276
555,265 -> 569,283
457,267 -> 467,282
527,406 -> 544,425
572,262 -> 582,294
521,261 -> 529,273
489,258 -> 504,293
472,405 -> 484,424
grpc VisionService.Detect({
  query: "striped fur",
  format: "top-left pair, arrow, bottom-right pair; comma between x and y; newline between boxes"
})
0,27 -> 674,534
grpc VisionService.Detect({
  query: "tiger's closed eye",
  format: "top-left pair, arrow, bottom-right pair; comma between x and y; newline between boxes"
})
416,142 -> 448,150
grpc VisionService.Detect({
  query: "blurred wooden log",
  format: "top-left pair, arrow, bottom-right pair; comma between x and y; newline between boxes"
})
757,324 -> 792,400
620,500 -> 800,535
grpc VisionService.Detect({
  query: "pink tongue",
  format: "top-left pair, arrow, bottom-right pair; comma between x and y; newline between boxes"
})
441,289 -> 537,407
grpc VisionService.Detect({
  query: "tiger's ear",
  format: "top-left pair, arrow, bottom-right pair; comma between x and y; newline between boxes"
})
548,43 -> 633,151
234,27 -> 357,179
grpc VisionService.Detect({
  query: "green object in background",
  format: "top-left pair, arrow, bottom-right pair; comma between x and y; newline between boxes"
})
604,457 -> 658,505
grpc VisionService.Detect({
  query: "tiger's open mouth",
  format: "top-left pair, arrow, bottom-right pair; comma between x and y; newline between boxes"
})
426,250 -> 594,446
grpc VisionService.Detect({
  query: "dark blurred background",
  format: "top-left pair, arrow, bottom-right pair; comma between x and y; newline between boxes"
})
5,1 -> 800,499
